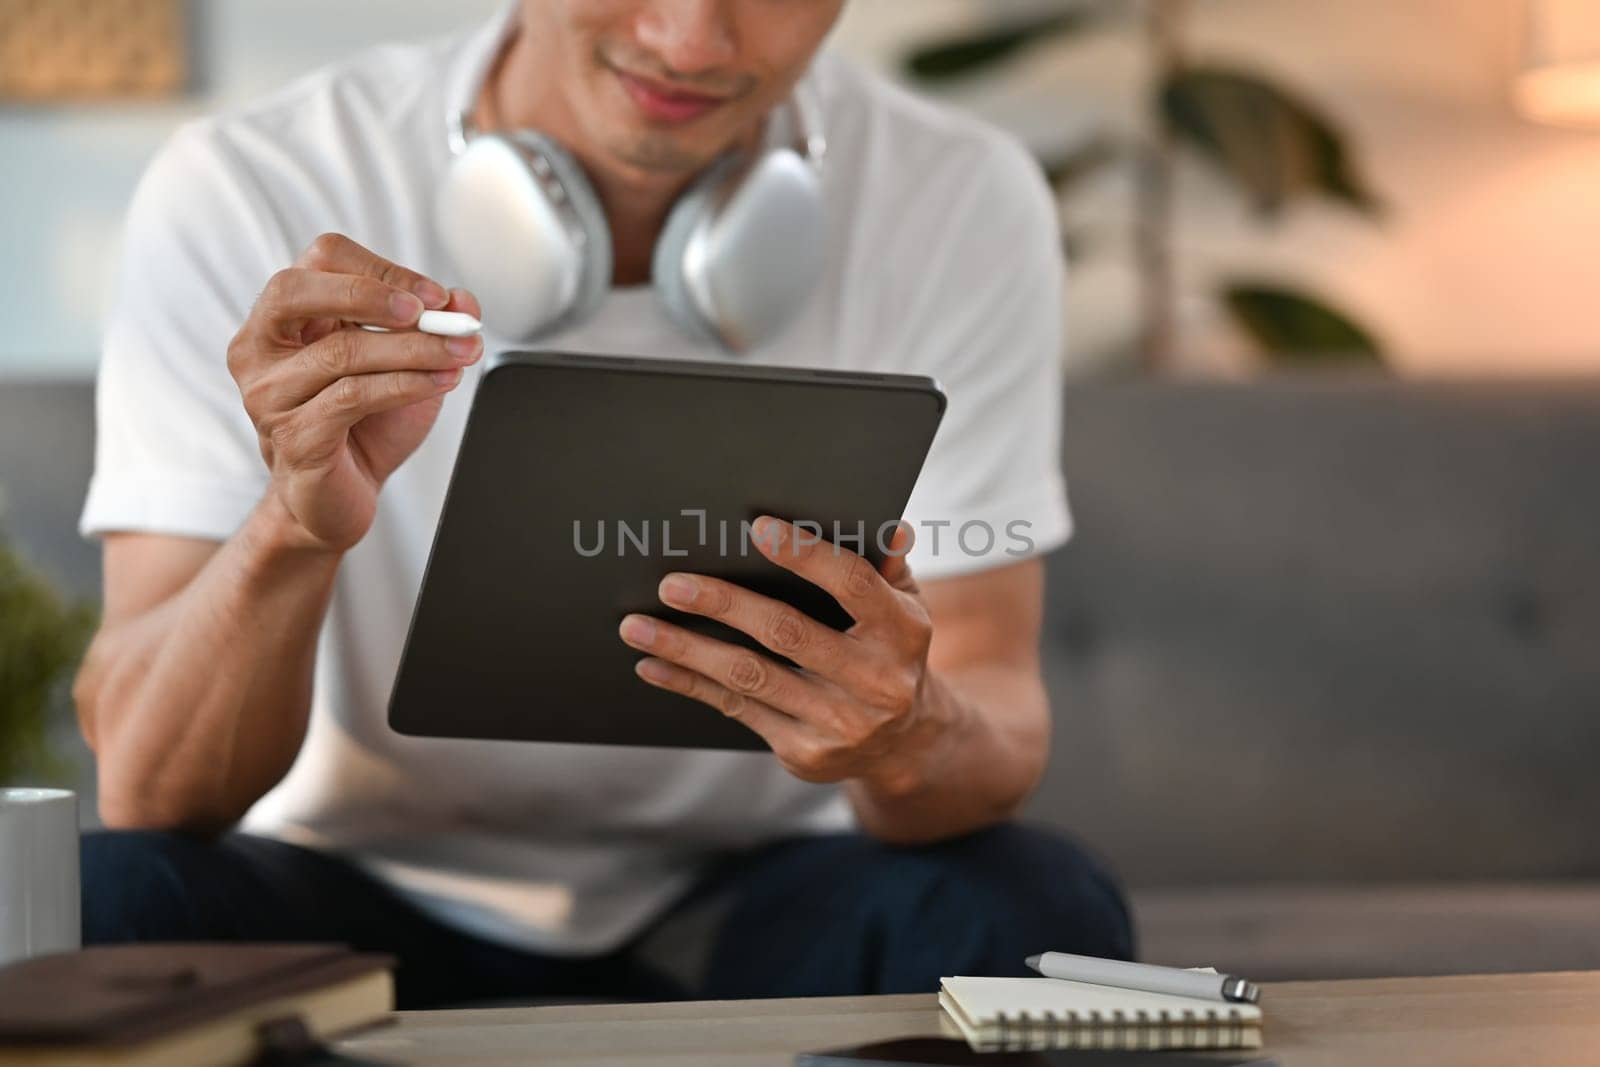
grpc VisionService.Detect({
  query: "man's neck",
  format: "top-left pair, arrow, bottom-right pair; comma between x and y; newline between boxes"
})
475,23 -> 723,287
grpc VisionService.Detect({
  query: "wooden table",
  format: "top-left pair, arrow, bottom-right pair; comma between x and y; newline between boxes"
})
335,971 -> 1600,1066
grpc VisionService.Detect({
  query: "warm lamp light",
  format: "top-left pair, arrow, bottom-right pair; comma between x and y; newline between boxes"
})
1517,0 -> 1600,129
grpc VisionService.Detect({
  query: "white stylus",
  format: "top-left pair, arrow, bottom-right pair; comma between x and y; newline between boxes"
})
1025,952 -> 1261,1005
360,310 -> 482,337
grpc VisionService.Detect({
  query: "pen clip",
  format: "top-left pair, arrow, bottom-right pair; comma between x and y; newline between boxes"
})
1222,976 -> 1261,1004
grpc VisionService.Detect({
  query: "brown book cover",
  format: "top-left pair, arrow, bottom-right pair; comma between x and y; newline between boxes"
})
0,943 -> 393,1049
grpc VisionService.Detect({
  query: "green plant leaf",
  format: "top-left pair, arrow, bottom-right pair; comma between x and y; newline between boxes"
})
1161,65 -> 1382,219
1061,226 -> 1098,262
1222,282 -> 1385,364
0,534 -> 97,783
903,7 -> 1105,82
1038,136 -> 1120,196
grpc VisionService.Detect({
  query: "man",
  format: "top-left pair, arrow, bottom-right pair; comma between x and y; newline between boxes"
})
74,0 -> 1131,1008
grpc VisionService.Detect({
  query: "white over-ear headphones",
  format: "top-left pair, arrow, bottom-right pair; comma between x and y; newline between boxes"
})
435,89 -> 828,353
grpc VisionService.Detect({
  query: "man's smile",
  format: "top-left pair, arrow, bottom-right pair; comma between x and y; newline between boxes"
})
611,66 -> 733,124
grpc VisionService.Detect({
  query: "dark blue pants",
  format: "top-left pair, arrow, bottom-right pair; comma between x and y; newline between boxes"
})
82,824 -> 1132,1009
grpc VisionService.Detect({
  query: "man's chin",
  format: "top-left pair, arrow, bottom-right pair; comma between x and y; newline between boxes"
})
603,132 -> 719,178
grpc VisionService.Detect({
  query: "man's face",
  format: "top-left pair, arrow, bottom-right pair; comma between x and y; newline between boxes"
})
526,0 -> 846,175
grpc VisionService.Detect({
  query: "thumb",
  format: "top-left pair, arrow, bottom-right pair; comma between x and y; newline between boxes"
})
877,521 -> 919,593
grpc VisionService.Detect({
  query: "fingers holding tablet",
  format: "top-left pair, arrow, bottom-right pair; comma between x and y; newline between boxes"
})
623,517 -> 937,783
632,656 -> 799,753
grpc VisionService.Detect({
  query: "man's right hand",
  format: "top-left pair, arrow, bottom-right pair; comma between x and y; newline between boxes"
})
229,233 -> 483,553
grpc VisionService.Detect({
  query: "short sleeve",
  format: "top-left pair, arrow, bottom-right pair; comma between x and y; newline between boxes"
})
79,121 -> 291,541
892,133 -> 1070,580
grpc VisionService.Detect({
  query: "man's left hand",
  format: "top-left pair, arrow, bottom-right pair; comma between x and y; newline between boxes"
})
619,516 -> 955,794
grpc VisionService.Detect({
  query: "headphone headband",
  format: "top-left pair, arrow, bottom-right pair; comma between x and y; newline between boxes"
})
786,81 -> 828,168
446,108 -> 474,157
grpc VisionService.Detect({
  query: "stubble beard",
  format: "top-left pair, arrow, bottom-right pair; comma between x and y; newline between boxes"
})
604,130 -> 708,175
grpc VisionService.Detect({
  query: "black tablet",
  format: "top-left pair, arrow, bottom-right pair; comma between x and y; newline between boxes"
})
388,351 -> 945,750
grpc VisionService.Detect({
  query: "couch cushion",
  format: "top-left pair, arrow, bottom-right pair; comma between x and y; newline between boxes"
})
1133,883 -> 1600,980
1029,380 -> 1600,885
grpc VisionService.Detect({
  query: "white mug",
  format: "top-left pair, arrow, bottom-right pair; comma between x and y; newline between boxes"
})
0,788 -> 80,966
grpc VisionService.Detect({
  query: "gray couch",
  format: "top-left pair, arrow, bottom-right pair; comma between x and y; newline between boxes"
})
6,377 -> 1600,980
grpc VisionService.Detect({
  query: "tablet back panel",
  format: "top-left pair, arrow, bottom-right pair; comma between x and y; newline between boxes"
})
388,352 -> 945,750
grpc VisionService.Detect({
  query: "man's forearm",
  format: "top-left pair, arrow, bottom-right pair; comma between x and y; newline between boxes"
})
846,666 -> 1051,845
76,492 -> 342,834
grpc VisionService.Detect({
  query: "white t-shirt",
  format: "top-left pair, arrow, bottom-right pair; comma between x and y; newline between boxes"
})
81,5 -> 1070,955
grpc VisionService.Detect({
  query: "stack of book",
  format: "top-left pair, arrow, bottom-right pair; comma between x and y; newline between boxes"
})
0,943 -> 393,1066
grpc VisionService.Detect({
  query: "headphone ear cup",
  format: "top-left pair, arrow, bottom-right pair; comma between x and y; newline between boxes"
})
652,149 -> 826,353
435,131 -> 613,340
509,132 -> 613,331
652,156 -> 740,349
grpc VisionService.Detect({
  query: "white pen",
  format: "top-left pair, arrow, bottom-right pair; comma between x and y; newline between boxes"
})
1025,951 -> 1261,1005
361,310 -> 483,337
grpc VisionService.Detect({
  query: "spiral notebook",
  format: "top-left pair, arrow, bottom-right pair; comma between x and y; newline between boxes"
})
939,976 -> 1264,1053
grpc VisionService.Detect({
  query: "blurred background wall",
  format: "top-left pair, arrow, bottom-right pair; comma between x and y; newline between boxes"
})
3,0 -> 495,378
3,0 -> 1599,379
